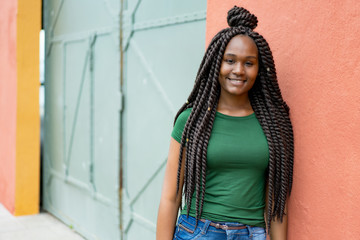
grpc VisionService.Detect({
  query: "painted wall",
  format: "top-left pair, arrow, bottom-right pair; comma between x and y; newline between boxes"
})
206,1 -> 360,239
0,0 -> 41,215
15,0 -> 41,216
0,0 -> 17,213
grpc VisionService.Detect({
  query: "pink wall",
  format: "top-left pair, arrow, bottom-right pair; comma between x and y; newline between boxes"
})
206,1 -> 360,239
0,0 -> 17,213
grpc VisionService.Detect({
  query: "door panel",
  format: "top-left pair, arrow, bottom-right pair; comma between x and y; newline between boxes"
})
43,1 -> 121,239
122,0 -> 207,239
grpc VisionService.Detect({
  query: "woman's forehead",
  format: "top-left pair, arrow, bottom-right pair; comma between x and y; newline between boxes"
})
224,35 -> 258,56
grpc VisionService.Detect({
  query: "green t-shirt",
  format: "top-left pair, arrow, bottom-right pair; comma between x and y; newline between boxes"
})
171,108 -> 269,228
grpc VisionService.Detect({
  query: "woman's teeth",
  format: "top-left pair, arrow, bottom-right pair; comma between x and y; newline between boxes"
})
229,78 -> 246,82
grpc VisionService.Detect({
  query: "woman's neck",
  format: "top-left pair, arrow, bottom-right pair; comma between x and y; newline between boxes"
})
217,93 -> 254,117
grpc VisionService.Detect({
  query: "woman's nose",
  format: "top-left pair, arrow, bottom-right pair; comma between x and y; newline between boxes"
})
232,63 -> 244,75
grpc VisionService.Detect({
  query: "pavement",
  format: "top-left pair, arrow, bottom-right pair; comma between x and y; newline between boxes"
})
0,203 -> 85,240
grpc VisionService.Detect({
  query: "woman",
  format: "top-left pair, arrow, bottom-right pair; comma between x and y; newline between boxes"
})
157,6 -> 293,240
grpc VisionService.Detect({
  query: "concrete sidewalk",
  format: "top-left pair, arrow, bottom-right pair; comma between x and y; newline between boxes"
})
0,204 -> 85,240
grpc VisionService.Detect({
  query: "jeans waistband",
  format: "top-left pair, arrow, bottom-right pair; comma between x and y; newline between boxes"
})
199,218 -> 247,230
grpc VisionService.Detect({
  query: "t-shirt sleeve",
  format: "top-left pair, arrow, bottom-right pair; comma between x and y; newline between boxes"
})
171,108 -> 191,143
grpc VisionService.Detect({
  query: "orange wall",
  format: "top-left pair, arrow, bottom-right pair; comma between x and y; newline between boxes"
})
0,0 -> 18,213
206,1 -> 360,239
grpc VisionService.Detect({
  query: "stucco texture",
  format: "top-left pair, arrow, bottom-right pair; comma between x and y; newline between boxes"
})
0,0 -> 17,214
206,1 -> 360,239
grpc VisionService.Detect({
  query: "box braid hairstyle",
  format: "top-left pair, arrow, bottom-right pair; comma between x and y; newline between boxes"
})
174,6 -> 294,232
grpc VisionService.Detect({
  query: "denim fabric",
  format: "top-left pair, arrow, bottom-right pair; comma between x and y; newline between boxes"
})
173,215 -> 266,240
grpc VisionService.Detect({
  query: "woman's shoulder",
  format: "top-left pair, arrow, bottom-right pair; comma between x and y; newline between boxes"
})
177,107 -> 192,122
174,107 -> 192,127
171,108 -> 192,143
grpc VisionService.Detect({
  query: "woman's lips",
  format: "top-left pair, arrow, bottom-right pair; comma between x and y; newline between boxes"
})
227,78 -> 247,86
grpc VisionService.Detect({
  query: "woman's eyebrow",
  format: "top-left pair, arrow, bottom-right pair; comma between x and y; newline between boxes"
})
224,53 -> 257,59
224,53 -> 236,57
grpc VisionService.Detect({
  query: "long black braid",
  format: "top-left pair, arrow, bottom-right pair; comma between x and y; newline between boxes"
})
174,6 -> 294,233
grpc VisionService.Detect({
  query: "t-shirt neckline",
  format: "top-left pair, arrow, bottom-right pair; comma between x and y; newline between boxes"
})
215,111 -> 255,120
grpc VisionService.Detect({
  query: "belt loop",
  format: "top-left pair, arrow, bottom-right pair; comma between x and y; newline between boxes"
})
201,220 -> 211,235
246,225 -> 253,239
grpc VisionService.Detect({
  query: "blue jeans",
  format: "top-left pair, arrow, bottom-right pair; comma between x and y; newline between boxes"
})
173,215 -> 266,240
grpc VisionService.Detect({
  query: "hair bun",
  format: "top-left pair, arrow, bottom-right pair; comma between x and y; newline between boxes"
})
227,6 -> 258,30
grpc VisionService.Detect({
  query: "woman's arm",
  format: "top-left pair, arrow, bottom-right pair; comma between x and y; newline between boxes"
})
268,211 -> 288,240
156,138 -> 185,240
264,183 -> 288,240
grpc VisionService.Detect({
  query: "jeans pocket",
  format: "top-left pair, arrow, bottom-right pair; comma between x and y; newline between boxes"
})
179,223 -> 195,234
174,227 -> 201,240
174,217 -> 201,240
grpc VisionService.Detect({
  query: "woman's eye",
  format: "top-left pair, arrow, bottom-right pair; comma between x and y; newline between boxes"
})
245,62 -> 254,66
224,59 -> 234,64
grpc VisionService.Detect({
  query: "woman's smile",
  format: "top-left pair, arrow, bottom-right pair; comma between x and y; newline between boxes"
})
227,77 -> 247,86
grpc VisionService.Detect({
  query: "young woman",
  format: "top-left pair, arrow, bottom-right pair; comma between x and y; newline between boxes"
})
157,6 -> 294,240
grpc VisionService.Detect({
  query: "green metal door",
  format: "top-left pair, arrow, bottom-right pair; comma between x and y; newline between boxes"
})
43,0 -> 121,239
122,1 -> 207,239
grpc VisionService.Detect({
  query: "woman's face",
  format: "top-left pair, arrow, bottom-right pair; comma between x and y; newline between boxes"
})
218,35 -> 259,99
